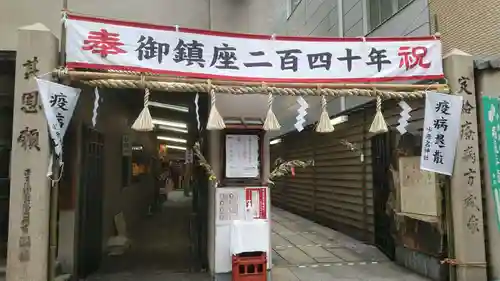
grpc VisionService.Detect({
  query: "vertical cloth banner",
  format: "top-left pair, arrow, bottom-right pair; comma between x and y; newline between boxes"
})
36,79 -> 81,158
420,92 -> 463,175
481,96 -> 500,230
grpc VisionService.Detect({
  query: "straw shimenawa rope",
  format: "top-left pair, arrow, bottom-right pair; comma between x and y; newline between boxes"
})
80,79 -> 427,99
316,92 -> 334,133
369,94 -> 388,135
53,69 -> 449,99
263,89 -> 281,131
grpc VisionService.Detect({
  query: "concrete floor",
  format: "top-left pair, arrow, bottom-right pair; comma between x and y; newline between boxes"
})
84,191 -> 430,281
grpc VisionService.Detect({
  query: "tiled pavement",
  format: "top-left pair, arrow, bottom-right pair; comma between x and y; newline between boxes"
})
270,207 -> 430,281
84,199 -> 430,281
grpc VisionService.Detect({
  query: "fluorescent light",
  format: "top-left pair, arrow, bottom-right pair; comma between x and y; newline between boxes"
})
149,101 -> 189,113
157,136 -> 187,143
270,138 -> 282,145
152,118 -> 187,128
166,145 -> 187,151
330,115 -> 348,126
156,125 -> 188,134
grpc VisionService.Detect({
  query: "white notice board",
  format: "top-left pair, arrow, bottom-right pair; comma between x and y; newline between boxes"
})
225,134 -> 260,178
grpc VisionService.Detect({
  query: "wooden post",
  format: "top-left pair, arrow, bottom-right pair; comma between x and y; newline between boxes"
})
7,23 -> 59,281
444,49 -> 487,281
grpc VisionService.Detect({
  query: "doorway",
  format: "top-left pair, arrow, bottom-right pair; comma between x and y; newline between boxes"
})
370,131 -> 396,260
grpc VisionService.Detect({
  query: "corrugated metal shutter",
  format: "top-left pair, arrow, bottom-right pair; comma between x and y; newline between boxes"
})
270,98 -> 427,244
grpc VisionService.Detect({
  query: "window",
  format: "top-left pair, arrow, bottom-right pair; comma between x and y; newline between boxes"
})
368,0 -> 414,31
288,0 -> 302,18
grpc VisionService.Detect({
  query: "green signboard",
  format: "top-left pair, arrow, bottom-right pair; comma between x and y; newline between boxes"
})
482,96 -> 500,230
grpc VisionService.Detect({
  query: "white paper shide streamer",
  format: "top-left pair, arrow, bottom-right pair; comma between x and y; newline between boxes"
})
194,93 -> 201,131
263,94 -> 281,131
35,78 -> 81,158
295,96 -> 308,132
369,96 -> 388,135
396,101 -> 412,134
92,87 -> 100,127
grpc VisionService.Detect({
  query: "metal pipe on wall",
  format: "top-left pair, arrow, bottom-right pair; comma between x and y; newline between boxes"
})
48,0 -> 68,280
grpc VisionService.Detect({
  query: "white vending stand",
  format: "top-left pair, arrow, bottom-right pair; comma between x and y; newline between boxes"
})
213,131 -> 271,275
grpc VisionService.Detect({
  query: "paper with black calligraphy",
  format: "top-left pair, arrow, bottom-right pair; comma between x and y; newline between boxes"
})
225,135 -> 259,178
36,79 -> 81,158
420,92 -> 463,175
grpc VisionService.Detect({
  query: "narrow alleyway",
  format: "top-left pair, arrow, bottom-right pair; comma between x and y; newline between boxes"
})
84,195 -> 430,281
271,207 -> 430,281
86,190 -> 210,281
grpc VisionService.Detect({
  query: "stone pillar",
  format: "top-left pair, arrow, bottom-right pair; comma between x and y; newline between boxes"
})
7,23 -> 58,281
444,49 -> 487,281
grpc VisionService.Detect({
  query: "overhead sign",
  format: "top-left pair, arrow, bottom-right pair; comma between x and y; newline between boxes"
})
420,92 -> 463,175
65,13 -> 444,83
481,96 -> 500,230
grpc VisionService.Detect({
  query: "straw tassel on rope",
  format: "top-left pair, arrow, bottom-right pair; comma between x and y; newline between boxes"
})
132,76 -> 154,131
263,86 -> 281,131
206,80 -> 225,130
369,93 -> 388,135
316,88 -> 334,132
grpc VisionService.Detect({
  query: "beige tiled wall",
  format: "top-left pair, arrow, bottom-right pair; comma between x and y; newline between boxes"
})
429,0 -> 500,57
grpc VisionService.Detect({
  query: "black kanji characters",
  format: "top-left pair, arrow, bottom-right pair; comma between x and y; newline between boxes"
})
276,49 -> 302,72
49,93 -> 69,111
337,48 -> 361,72
366,48 -> 391,72
307,52 -> 332,70
243,51 -> 273,68
173,39 -> 206,67
461,120 -> 475,140
17,127 -> 40,151
433,150 -> 444,164
433,116 -> 449,131
464,168 -> 476,186
434,133 -> 446,148
22,57 -> 39,80
462,100 -> 475,114
458,76 -> 472,95
210,43 -> 239,70
136,35 -> 170,64
435,100 -> 451,115
20,91 -> 39,114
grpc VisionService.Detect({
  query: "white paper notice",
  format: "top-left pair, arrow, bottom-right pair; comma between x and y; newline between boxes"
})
420,92 -> 463,175
225,135 -> 259,178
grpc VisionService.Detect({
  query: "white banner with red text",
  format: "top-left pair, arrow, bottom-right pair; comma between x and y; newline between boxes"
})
65,14 -> 444,83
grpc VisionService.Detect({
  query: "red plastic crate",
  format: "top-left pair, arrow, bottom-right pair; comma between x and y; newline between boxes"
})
232,252 -> 267,281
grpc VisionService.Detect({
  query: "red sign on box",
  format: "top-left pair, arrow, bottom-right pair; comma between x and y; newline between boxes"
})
245,187 -> 267,220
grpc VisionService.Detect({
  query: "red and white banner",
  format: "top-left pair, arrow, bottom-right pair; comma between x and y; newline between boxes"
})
65,14 -> 444,83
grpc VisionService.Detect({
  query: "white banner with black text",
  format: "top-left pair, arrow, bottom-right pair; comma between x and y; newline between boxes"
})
65,14 -> 444,83
420,92 -> 463,175
36,79 -> 81,157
